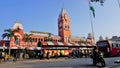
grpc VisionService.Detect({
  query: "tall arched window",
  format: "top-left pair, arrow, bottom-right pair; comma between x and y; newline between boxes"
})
15,38 -> 20,46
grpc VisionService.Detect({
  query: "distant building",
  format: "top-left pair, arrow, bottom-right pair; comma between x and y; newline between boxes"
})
99,35 -> 104,41
110,36 -> 120,41
87,33 -> 95,44
97,35 -> 120,42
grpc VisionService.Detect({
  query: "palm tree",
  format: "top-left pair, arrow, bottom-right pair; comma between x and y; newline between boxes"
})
1,28 -> 18,55
22,33 -> 33,47
45,33 -> 53,41
2,29 -> 18,40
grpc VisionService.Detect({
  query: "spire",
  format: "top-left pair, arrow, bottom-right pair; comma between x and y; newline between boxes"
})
12,21 -> 24,30
59,8 -> 70,20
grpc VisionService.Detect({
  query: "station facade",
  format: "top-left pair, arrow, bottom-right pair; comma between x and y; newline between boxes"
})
0,8 -> 95,57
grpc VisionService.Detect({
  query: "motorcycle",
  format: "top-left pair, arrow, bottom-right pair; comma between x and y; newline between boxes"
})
90,52 -> 106,67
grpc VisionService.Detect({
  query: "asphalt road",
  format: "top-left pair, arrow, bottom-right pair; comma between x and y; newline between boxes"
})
0,57 -> 120,68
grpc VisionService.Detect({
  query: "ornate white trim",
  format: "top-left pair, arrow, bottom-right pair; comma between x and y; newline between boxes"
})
12,22 -> 24,30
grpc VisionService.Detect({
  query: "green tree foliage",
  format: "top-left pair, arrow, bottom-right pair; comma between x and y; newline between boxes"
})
2,28 -> 18,40
22,33 -> 33,46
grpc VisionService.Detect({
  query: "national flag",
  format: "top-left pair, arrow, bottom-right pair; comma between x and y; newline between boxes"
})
90,0 -> 105,6
90,5 -> 95,18
88,0 -> 95,18
91,0 -> 99,2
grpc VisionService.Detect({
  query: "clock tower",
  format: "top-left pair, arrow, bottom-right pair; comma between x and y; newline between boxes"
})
58,8 -> 71,43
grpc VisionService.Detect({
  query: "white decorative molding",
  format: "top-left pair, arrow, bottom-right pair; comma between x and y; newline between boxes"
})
47,42 -> 54,45
12,22 -> 24,30
58,42 -> 64,45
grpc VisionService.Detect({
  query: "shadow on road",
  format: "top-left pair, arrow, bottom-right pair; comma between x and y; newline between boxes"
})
48,64 -> 106,68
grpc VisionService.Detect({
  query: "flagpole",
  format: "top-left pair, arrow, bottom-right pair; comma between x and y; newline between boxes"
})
88,0 -> 95,45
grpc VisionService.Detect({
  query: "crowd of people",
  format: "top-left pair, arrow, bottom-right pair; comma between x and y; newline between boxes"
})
68,48 -> 91,58
0,47 -> 102,63
0,50 -> 8,63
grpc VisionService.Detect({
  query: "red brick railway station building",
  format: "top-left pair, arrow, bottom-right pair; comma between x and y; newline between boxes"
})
0,8 -> 95,57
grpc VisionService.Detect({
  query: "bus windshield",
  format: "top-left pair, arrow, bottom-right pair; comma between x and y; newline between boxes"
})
97,42 -> 107,47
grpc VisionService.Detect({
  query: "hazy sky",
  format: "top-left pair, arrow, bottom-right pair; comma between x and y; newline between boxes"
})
0,0 -> 120,41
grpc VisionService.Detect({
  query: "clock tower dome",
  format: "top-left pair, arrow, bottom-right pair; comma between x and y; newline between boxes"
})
11,22 -> 24,47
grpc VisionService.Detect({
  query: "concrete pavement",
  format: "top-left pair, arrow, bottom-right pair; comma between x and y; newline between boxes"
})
0,57 -> 120,68
1,57 -> 68,64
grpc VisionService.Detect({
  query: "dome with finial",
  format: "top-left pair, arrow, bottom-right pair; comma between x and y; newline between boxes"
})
12,21 -> 24,30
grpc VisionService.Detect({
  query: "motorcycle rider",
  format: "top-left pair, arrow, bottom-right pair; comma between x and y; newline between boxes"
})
91,46 -> 105,67
92,46 -> 100,65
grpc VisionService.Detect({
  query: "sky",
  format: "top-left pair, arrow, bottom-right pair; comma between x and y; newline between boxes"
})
0,0 -> 120,41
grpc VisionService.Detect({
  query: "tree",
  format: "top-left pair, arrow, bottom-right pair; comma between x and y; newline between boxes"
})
44,33 -> 53,41
2,29 -> 18,40
1,28 -> 18,55
22,33 -> 33,47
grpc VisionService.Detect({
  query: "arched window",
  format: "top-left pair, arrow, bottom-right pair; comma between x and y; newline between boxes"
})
35,38 -> 37,42
41,39 -> 43,41
38,39 -> 40,41
15,38 -> 20,46
33,38 -> 34,42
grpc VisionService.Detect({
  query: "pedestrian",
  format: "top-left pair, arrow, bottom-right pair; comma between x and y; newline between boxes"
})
38,52 -> 40,59
54,53 -> 58,59
72,49 -> 76,58
20,52 -> 24,61
1,51 -> 5,61
75,49 -> 79,58
84,50 -> 87,58
40,50 -> 43,59
59,51 -> 62,57
92,46 -> 99,65
79,49 -> 82,58
13,51 -> 17,62
46,52 -> 50,60
0,51 -> 3,63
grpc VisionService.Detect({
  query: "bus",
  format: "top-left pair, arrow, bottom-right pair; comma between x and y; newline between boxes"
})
96,40 -> 120,57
